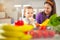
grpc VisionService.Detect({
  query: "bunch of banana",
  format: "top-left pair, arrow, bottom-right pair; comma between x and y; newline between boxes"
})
2,24 -> 33,40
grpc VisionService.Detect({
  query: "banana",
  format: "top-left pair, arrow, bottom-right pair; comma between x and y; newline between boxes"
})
2,31 -> 25,37
21,35 -> 32,40
2,24 -> 34,32
2,24 -> 23,32
4,38 -> 19,40
22,25 -> 34,32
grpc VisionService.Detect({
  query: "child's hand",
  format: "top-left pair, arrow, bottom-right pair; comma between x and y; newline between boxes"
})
29,17 -> 34,22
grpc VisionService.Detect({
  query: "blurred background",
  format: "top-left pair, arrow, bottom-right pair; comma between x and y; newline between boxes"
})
0,0 -> 60,23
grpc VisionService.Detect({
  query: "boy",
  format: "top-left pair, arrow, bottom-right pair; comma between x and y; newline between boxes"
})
23,6 -> 36,26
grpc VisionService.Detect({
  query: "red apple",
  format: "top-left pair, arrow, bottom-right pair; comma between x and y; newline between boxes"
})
42,30 -> 49,38
30,30 -> 37,38
48,30 -> 55,37
15,20 -> 24,26
36,30 -> 42,38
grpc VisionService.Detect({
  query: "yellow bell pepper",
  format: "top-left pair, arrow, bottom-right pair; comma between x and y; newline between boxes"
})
40,19 -> 49,26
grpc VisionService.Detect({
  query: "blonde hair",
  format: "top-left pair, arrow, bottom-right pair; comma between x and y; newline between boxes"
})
24,6 -> 33,13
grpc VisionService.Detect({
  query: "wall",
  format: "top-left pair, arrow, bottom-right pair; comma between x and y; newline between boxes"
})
55,0 -> 60,16
0,0 -> 60,21
4,0 -> 45,21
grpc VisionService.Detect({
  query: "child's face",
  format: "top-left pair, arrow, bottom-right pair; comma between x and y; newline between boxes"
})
25,8 -> 34,18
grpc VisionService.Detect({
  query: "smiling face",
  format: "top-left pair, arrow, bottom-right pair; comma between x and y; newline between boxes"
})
24,7 -> 34,18
44,3 -> 52,15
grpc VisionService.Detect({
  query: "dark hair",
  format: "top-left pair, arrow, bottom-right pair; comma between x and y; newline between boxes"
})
45,2 -> 56,14
45,0 -> 56,14
44,0 -> 56,16
42,0 -> 56,22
